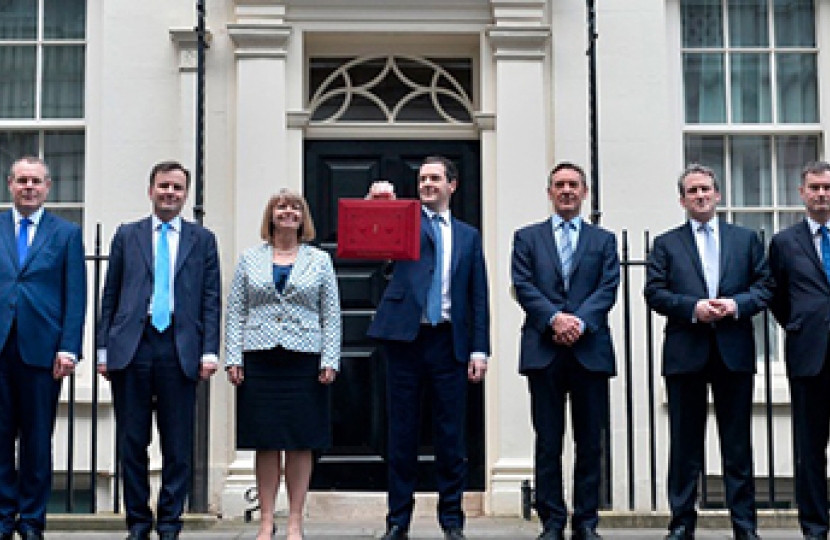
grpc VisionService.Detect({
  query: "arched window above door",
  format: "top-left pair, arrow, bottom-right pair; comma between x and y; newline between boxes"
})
308,55 -> 474,124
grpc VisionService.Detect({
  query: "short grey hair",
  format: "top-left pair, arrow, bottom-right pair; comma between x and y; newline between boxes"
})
677,163 -> 719,196
8,156 -> 50,180
801,161 -> 830,184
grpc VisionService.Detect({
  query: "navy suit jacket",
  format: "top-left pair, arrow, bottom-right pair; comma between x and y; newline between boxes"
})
769,219 -> 830,378
0,210 -> 86,366
367,211 -> 490,362
644,220 -> 771,376
512,218 -> 619,376
98,216 -> 221,381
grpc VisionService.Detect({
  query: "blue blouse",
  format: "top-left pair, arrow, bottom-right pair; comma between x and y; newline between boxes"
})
273,264 -> 292,293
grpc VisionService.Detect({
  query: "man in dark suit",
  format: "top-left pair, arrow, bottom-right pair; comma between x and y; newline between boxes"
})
769,160 -> 830,540
97,161 -> 221,540
0,156 -> 86,540
511,162 -> 619,540
366,156 -> 490,540
645,164 -> 770,540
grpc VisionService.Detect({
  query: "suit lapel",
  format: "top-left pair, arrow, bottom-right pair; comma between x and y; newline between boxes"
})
541,218 -> 564,283
284,244 -> 309,293
175,220 -> 195,276
449,218 -> 461,277
717,219 -> 731,289
794,219 -> 827,282
679,223 -> 708,293
22,211 -> 56,271
138,217 -> 153,272
0,211 -> 18,271
570,221 -> 590,275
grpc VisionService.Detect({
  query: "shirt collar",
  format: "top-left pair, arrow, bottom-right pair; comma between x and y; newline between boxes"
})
423,206 -> 450,224
152,214 -> 182,232
551,214 -> 582,231
12,206 -> 44,226
806,216 -> 829,236
689,217 -> 718,234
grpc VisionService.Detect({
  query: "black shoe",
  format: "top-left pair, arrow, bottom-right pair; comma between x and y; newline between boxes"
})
157,533 -> 179,540
0,533 -> 11,540
666,525 -> 695,540
380,524 -> 409,540
444,528 -> 465,540
734,529 -> 760,540
538,529 -> 565,540
572,527 -> 603,540
18,531 -> 43,540
125,530 -> 150,540
804,534 -> 828,540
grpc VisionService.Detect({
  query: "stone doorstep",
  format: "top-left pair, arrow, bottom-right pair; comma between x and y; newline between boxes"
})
45,510 -> 800,532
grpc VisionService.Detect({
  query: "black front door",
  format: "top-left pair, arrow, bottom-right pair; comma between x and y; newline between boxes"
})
304,139 -> 484,492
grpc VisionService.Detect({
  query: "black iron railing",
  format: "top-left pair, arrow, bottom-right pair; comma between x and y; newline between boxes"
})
53,227 -> 790,515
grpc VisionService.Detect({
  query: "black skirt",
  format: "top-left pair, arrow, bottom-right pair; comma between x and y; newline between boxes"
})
236,347 -> 331,450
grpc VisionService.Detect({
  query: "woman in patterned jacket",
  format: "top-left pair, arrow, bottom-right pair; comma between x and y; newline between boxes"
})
225,189 -> 341,540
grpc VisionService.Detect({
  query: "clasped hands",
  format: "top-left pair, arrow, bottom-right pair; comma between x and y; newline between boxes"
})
694,298 -> 737,323
552,312 -> 583,346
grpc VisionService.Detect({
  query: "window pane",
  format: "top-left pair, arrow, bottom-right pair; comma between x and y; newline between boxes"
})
779,211 -> 803,230
730,53 -> 771,123
0,0 -> 36,40
0,45 -> 36,118
48,207 -> 82,227
728,0 -> 769,47
0,131 -> 38,203
44,0 -> 86,40
776,135 -> 819,206
777,53 -> 818,123
684,53 -> 726,123
774,0 -> 815,47
684,135 -> 726,182
42,45 -> 85,118
44,131 -> 84,203
682,0 -> 724,48
730,136 -> 772,206
733,210 -> 773,234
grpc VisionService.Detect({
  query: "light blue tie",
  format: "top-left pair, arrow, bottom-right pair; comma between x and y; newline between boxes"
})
559,220 -> 574,288
700,222 -> 719,299
820,226 -> 830,283
152,222 -> 172,332
426,213 -> 444,325
17,217 -> 31,267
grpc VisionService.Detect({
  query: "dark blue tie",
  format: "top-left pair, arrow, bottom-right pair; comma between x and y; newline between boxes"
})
152,222 -> 172,332
17,217 -> 31,267
820,225 -> 830,282
426,213 -> 444,325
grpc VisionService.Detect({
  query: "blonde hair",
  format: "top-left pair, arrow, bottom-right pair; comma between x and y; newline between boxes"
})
260,189 -> 316,243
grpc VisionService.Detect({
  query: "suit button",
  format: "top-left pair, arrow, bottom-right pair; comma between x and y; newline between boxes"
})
276,316 -> 282,323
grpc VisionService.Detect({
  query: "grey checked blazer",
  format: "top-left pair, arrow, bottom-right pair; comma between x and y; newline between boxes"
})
225,243 -> 341,369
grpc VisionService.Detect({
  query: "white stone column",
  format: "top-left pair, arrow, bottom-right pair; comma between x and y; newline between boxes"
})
222,2 -> 292,517
485,17 -> 551,515
169,28 -> 210,218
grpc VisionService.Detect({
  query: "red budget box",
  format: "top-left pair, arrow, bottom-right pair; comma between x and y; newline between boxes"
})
336,199 -> 421,260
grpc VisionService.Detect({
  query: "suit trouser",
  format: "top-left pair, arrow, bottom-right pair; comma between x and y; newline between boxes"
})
526,351 -> 608,533
0,329 -> 61,535
665,337 -> 756,534
382,323 -> 468,531
790,351 -> 830,537
110,323 -> 196,536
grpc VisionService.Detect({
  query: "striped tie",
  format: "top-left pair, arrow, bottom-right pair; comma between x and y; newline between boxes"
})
700,222 -> 719,299
559,220 -> 574,287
